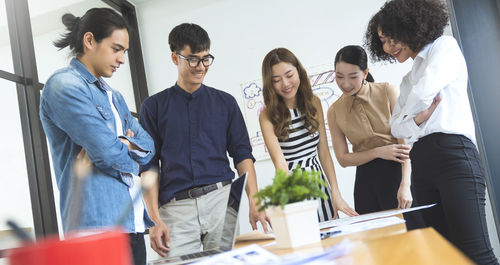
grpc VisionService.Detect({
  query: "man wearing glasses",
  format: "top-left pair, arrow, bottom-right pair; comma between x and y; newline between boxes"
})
139,23 -> 270,257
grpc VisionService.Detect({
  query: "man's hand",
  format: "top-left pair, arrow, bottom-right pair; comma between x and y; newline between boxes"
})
249,199 -> 271,233
120,129 -> 140,151
414,93 -> 442,126
74,148 -> 92,178
149,219 -> 171,257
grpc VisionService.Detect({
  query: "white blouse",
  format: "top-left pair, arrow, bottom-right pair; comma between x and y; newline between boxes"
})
390,35 -> 476,146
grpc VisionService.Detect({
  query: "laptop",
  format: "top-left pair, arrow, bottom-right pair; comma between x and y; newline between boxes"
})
148,173 -> 248,265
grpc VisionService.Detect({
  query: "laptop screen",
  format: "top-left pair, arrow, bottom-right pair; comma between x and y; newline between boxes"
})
218,172 -> 247,251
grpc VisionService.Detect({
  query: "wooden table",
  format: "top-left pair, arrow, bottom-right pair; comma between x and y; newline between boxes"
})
336,228 -> 473,265
235,218 -> 473,264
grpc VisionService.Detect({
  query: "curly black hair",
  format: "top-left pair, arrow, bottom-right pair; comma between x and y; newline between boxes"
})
364,0 -> 449,62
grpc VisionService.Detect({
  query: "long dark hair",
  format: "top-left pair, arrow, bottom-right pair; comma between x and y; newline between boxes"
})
53,8 -> 129,56
334,45 -> 374,82
262,48 -> 319,140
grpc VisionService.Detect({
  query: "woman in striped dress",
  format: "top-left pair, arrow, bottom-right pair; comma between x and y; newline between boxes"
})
259,48 -> 357,221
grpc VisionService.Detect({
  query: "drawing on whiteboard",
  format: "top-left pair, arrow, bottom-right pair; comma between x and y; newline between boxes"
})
243,82 -> 262,99
241,64 -> 342,161
310,69 -> 335,87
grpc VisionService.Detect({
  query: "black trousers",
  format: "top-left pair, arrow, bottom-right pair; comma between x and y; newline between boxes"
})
354,158 -> 424,230
411,133 -> 498,265
129,233 -> 146,265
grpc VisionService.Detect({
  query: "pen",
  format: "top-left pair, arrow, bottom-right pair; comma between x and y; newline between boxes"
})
320,230 -> 341,239
7,220 -> 34,244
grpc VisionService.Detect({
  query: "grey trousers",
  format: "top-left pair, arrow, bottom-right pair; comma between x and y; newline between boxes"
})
158,184 -> 230,257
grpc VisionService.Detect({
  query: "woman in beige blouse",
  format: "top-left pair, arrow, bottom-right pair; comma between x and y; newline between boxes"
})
327,45 -> 417,223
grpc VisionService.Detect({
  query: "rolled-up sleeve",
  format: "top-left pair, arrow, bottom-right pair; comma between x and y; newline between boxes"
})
118,91 -> 155,165
390,95 -> 422,142
138,97 -> 161,174
226,97 -> 255,165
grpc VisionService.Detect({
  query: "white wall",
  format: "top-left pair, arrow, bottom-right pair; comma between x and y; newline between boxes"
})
134,0 -> 500,261
134,0 -> 411,232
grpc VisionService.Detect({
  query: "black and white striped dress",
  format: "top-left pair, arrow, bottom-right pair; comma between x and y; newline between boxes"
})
278,109 -> 335,222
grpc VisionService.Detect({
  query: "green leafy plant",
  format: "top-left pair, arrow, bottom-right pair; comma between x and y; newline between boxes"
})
253,166 -> 328,212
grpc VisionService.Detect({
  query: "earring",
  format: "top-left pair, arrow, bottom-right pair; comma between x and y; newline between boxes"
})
363,79 -> 367,85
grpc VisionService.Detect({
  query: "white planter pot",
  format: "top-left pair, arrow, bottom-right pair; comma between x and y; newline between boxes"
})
266,200 -> 320,248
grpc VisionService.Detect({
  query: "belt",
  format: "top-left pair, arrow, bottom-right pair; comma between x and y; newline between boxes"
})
173,180 -> 232,201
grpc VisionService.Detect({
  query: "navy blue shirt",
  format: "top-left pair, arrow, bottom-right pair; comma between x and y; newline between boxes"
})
139,84 -> 255,206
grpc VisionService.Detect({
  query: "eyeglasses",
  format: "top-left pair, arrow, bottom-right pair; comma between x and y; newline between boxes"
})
176,52 -> 215,68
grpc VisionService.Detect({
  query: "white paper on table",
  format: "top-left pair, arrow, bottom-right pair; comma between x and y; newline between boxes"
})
191,244 -> 280,265
322,216 -> 406,238
319,203 -> 436,229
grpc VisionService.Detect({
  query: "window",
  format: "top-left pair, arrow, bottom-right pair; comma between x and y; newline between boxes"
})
0,0 -> 13,73
0,79 -> 35,260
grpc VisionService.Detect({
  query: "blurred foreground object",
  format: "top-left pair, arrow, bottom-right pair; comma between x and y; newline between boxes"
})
7,229 -> 132,265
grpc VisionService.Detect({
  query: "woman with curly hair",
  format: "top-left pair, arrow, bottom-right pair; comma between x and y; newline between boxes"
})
259,48 -> 357,221
365,0 -> 498,264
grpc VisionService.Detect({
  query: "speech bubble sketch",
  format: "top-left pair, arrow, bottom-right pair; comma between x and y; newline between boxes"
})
243,82 -> 262,99
314,86 -> 336,101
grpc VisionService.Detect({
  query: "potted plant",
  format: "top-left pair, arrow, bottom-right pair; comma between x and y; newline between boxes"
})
254,167 -> 328,248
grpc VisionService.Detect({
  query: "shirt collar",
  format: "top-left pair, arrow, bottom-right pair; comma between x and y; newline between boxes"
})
346,81 -> 370,112
415,41 -> 433,60
98,79 -> 113,92
173,83 -> 205,99
69,58 -> 110,92
70,58 -> 98,84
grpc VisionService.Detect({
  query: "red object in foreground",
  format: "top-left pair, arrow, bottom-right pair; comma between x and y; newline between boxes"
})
7,229 -> 132,265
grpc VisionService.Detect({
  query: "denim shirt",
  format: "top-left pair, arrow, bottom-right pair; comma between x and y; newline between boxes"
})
40,58 -> 155,233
